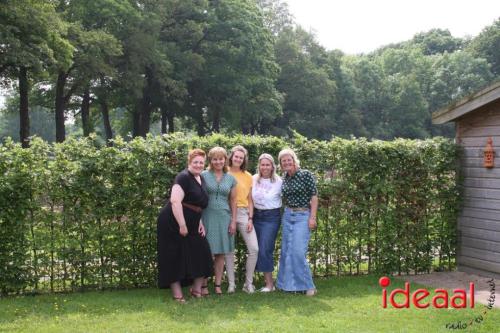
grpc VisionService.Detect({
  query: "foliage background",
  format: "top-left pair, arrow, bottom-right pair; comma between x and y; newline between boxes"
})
1,1 -> 499,145
0,134 -> 460,295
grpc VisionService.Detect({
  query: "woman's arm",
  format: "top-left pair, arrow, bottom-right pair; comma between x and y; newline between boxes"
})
246,191 -> 254,232
170,184 -> 188,236
229,187 -> 237,235
198,218 -> 205,237
308,194 -> 318,230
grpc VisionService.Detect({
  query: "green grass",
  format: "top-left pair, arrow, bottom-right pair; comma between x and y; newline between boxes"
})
1,276 -> 498,332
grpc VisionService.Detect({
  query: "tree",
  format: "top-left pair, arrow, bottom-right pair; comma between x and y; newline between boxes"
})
51,0 -> 123,142
1,93 -> 56,142
188,0 -> 282,135
411,29 -> 463,55
468,18 -> 500,76
274,27 -> 336,139
426,51 -> 493,136
255,0 -> 294,35
345,57 -> 390,138
385,73 -> 429,139
0,0 -> 72,147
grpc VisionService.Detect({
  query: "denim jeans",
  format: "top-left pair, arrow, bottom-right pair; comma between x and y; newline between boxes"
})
253,208 -> 281,273
276,208 -> 315,291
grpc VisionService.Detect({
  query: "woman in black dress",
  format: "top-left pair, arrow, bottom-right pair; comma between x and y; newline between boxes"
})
157,149 -> 214,302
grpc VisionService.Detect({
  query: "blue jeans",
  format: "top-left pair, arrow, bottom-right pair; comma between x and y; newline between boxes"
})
276,208 -> 315,291
253,208 -> 281,272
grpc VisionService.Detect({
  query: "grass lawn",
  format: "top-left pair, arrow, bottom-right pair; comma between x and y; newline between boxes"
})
0,275 -> 498,332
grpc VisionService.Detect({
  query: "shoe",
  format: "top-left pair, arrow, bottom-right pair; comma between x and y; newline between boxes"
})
242,283 -> 255,294
173,296 -> 186,303
214,284 -> 223,295
305,289 -> 317,297
227,283 -> 236,294
201,285 -> 209,297
259,286 -> 275,293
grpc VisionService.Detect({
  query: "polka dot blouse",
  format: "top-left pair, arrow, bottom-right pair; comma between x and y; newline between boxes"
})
282,169 -> 317,208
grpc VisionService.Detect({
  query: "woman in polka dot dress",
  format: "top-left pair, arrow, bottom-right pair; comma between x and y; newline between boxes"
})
276,148 -> 318,296
201,147 -> 237,295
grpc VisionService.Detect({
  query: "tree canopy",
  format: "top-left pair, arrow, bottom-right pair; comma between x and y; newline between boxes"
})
1,1 -> 498,145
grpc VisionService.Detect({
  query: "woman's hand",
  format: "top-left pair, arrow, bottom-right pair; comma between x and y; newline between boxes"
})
179,224 -> 188,237
228,221 -> 236,235
198,221 -> 206,237
246,220 -> 253,233
308,216 -> 317,230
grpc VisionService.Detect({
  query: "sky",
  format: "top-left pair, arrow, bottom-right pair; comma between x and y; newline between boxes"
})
285,0 -> 500,54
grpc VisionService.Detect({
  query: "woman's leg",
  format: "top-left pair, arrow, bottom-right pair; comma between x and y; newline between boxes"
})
170,281 -> 184,300
254,209 -> 281,290
276,209 -> 291,290
214,254 -> 225,293
263,272 -> 274,290
236,208 -> 259,292
192,277 -> 204,295
289,211 -> 315,292
224,252 -> 236,292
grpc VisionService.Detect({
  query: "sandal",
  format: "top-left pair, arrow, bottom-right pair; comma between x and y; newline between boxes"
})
190,289 -> 203,298
201,285 -> 210,297
173,296 -> 186,303
214,284 -> 223,295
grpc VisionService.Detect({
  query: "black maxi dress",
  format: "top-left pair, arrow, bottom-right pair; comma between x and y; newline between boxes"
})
157,169 -> 214,288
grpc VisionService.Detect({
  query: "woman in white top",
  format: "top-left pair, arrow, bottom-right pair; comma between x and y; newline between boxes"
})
252,153 -> 282,292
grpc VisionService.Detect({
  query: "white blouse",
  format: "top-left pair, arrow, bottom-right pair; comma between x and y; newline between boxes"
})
251,174 -> 282,210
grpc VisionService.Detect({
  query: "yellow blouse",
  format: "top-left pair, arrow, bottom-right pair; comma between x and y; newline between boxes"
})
229,170 -> 253,208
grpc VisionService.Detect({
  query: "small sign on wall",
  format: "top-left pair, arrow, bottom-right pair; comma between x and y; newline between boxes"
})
484,137 -> 495,168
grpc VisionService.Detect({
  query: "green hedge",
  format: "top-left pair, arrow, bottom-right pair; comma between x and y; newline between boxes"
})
0,134 -> 460,295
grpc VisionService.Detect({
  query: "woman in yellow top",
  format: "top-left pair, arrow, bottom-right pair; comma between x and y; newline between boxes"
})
227,145 -> 259,293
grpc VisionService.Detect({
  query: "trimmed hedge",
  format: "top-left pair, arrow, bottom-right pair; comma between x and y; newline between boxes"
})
0,133 -> 460,294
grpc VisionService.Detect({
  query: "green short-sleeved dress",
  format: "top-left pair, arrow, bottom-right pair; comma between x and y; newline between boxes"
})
201,170 -> 237,254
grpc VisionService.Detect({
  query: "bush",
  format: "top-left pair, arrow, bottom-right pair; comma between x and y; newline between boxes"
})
0,133 -> 460,294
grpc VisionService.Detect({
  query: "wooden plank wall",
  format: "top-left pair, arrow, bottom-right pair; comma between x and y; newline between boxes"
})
456,100 -> 500,277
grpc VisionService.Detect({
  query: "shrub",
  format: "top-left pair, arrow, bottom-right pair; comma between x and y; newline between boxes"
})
0,134 -> 460,294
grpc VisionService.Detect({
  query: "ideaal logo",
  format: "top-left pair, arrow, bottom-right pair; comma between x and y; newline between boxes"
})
378,276 -> 474,309
378,276 -> 496,330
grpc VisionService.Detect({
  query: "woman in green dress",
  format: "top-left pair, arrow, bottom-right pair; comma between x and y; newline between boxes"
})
201,147 -> 237,295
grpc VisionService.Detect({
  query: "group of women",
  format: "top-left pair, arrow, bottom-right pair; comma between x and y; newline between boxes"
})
157,146 -> 318,303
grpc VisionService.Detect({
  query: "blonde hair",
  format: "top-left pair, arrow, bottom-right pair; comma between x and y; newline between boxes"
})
228,145 -> 249,171
188,148 -> 206,164
278,148 -> 300,170
207,147 -> 228,172
255,153 -> 278,183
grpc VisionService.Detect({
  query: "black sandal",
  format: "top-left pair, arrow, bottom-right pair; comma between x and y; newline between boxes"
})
214,284 -> 222,295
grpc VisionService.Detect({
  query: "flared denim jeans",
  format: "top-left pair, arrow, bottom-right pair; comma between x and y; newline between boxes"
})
276,208 -> 315,291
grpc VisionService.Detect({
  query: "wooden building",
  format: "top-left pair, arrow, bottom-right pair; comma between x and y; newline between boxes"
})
432,81 -> 500,279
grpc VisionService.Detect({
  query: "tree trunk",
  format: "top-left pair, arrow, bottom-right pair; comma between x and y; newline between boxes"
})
161,106 -> 167,134
168,112 -> 174,133
19,66 -> 30,148
140,67 -> 154,137
212,107 -> 220,132
194,106 -> 206,136
55,71 -> 67,142
132,107 -> 140,137
161,105 -> 175,134
81,86 -> 91,137
99,97 -> 113,146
